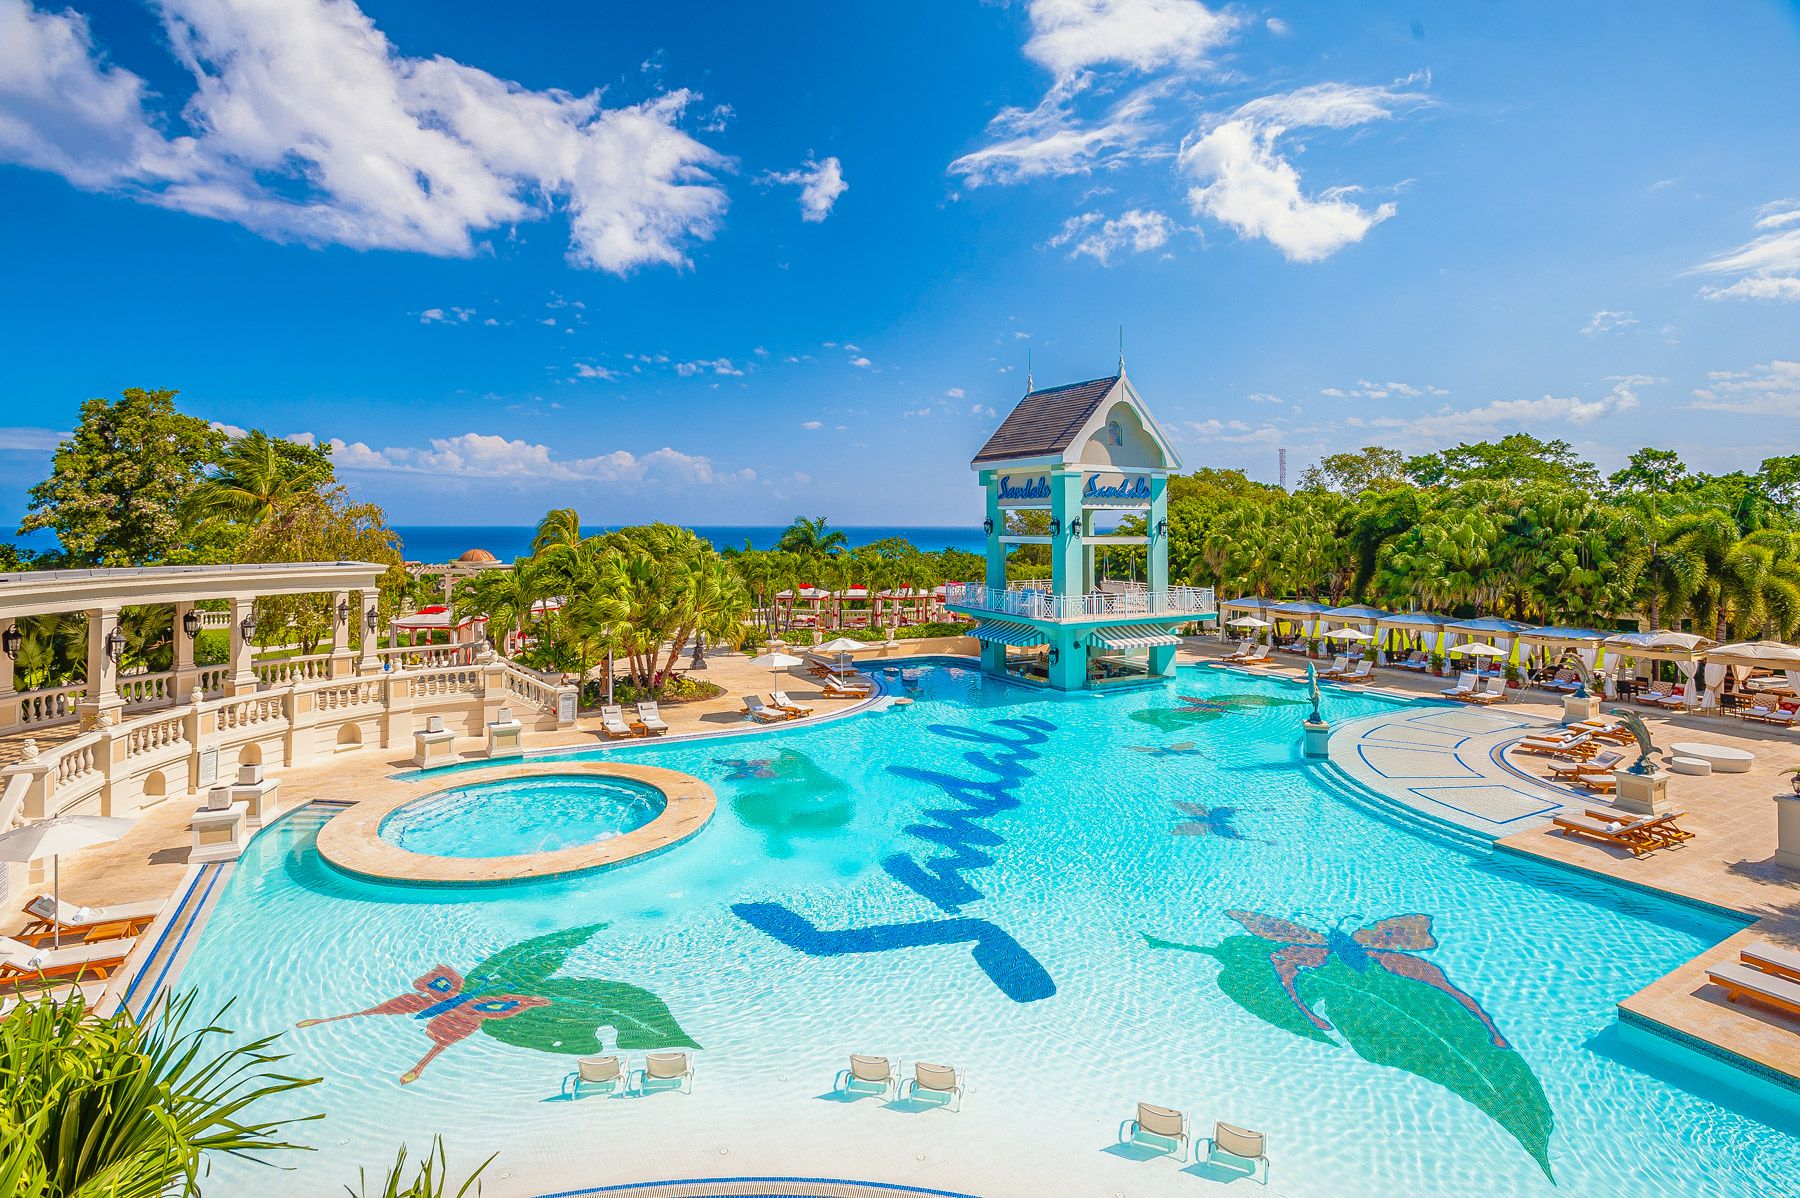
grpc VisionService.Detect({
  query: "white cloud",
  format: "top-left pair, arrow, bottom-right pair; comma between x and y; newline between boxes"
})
1179,81 -> 1427,262
946,387 -> 966,398
0,426 -> 67,451
758,155 -> 847,222
572,362 -> 620,381
1023,0 -> 1238,79
1690,360 -> 1800,416
673,357 -> 743,377
208,420 -> 249,440
1692,201 -> 1800,302
0,0 -> 727,275
420,306 -> 474,324
800,420 -> 823,430
849,356 -> 872,368
1247,392 -> 1282,404
1180,418 -> 1284,446
1318,379 -> 1447,400
1047,207 -> 1175,263
1581,309 -> 1637,336
1265,17 -> 1290,36
1344,379 -> 1642,445
949,84 -> 1160,187
328,431 -> 749,483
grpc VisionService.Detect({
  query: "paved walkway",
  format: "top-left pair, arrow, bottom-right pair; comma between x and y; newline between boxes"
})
1326,698 -> 1575,838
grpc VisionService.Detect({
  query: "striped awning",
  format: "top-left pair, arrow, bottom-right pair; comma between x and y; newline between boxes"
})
971,619 -> 1048,648
1092,623 -> 1183,650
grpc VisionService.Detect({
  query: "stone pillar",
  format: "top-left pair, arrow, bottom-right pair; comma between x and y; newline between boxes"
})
227,597 -> 258,695
0,617 -> 17,731
1774,792 -> 1800,874
329,589 -> 354,678
1147,473 -> 1169,597
76,606 -> 124,730
1049,470 -> 1084,606
1047,626 -> 1086,690
983,474 -> 1005,592
170,601 -> 199,699
357,590 -> 378,674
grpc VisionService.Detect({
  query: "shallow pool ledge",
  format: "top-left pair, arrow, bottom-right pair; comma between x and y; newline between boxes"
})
315,762 -> 716,885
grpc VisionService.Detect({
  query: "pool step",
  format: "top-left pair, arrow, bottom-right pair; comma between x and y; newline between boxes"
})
1307,758 -> 1497,856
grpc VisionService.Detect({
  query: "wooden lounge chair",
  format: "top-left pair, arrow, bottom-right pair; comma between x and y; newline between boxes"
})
1317,655 -> 1350,679
1574,721 -> 1635,745
1517,730 -> 1595,758
1336,661 -> 1374,684
561,1054 -> 627,1099
740,695 -> 790,723
18,895 -> 161,945
770,690 -> 814,717
1461,676 -> 1505,705
0,934 -> 137,986
1551,812 -> 1661,857
598,704 -> 637,739
1394,651 -> 1429,671
1547,751 -> 1625,781
1119,1101 -> 1189,1160
636,1051 -> 694,1094
634,702 -> 670,736
1440,671 -> 1477,698
1741,941 -> 1800,983
1199,1121 -> 1270,1185
1237,647 -> 1273,665
1587,809 -> 1691,847
1570,773 -> 1617,794
901,1061 -> 962,1110
834,1054 -> 899,1101
822,678 -> 872,699
1744,705 -> 1798,726
1221,639 -> 1255,662
1705,962 -> 1800,1021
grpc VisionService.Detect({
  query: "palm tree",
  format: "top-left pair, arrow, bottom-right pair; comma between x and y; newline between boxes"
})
531,508 -> 583,557
190,430 -> 332,526
776,516 -> 848,558
451,564 -> 543,655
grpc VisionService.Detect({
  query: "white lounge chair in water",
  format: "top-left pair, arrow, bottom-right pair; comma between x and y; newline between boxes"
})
770,690 -> 814,717
635,1051 -> 693,1095
834,1054 -> 900,1101
740,695 -> 789,723
598,705 -> 636,739
901,1061 -> 962,1110
1440,671 -> 1476,698
635,702 -> 669,736
1200,1121 -> 1270,1184
561,1054 -> 627,1100
1119,1101 -> 1190,1160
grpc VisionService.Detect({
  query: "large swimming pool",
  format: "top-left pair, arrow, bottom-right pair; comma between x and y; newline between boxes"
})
173,661 -> 1800,1196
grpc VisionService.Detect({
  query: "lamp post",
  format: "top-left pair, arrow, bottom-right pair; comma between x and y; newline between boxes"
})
181,609 -> 202,638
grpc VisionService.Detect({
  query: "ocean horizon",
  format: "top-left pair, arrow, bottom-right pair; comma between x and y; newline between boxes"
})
393,524 -> 988,564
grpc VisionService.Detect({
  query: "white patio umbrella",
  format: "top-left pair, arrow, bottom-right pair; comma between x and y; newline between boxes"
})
815,636 -> 866,673
748,650 -> 804,685
1447,642 -> 1504,657
1227,616 -> 1272,629
1322,628 -> 1373,642
0,815 -> 135,948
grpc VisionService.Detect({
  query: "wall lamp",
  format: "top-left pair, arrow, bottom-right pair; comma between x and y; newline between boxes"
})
239,616 -> 257,642
1066,518 -> 1083,539
1155,517 -> 1169,538
365,607 -> 380,635
181,608 -> 202,638
1047,647 -> 1060,666
336,598 -> 350,625
983,516 -> 995,536
103,628 -> 126,662
1,625 -> 21,657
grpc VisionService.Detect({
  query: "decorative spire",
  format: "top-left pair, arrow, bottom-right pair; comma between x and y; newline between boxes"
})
1026,348 -> 1033,392
1118,325 -> 1126,374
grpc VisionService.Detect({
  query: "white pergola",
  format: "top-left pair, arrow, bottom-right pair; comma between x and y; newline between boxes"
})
1,562 -> 388,733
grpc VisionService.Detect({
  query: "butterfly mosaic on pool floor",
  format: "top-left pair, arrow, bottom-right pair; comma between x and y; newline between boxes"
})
296,924 -> 698,1085
1128,692 -> 1306,734
1146,910 -> 1555,1179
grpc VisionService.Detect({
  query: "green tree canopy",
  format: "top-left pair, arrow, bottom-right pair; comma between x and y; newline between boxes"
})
20,388 -> 225,566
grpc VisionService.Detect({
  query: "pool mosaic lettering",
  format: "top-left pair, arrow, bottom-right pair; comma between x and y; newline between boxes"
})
734,716 -> 1057,1003
296,924 -> 699,1085
1147,910 -> 1555,1178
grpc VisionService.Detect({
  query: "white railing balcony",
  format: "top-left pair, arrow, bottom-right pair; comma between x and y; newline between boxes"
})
944,583 -> 1215,622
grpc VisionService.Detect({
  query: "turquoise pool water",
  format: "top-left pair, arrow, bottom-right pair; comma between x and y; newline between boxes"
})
378,774 -> 666,859
172,661 -> 1800,1196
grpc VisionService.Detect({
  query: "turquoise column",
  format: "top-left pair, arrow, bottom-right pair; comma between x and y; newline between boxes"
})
1048,471 -> 1088,689
1147,474 -> 1175,678
980,471 -> 1008,676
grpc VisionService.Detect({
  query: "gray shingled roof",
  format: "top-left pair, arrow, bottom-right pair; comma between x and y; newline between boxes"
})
971,375 -> 1119,465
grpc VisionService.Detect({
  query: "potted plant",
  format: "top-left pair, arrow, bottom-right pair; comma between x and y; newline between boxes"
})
1428,652 -> 1445,676
1785,768 -> 1800,797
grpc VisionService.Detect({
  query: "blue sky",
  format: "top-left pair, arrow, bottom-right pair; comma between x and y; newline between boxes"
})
1,0 -> 1797,531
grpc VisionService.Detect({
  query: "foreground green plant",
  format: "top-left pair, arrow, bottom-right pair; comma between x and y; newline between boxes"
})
348,1138 -> 492,1198
0,987 -> 319,1198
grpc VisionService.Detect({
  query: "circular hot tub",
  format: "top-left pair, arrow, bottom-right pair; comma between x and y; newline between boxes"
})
379,774 -> 667,858
315,763 -> 715,885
